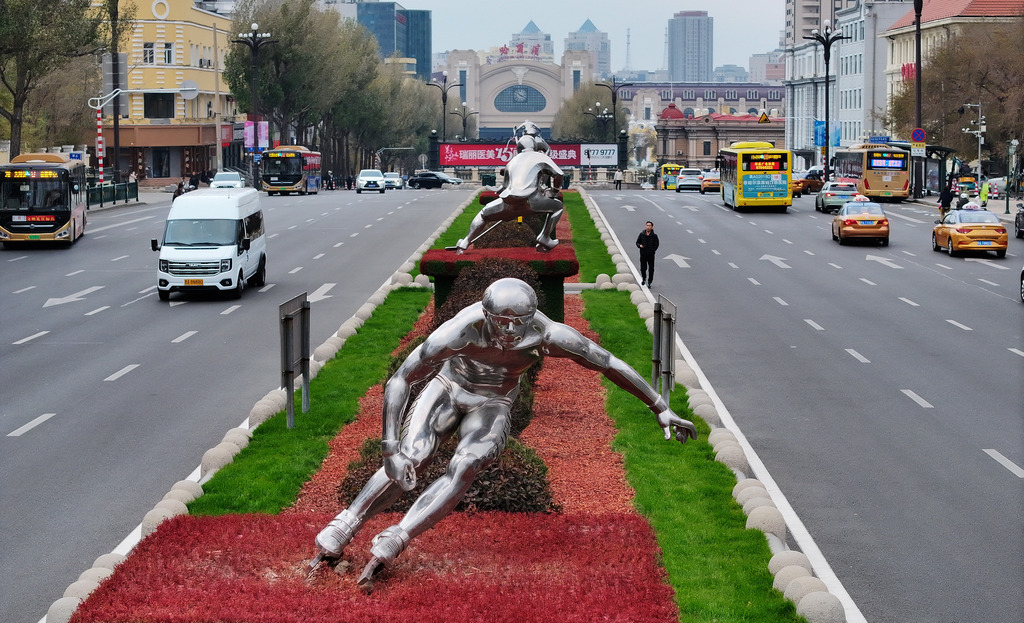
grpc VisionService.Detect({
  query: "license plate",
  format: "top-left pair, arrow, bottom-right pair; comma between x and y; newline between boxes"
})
976,241 -> 991,246
29,235 -> 40,239
859,221 -> 873,225
184,278 -> 204,285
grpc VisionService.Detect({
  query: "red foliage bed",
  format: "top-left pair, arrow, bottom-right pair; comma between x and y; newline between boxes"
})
71,257 -> 677,623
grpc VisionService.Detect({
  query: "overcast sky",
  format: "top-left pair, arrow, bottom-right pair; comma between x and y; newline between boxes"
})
417,0 -> 786,71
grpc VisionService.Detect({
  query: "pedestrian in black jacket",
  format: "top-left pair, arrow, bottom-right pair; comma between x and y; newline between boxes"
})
636,220 -> 659,287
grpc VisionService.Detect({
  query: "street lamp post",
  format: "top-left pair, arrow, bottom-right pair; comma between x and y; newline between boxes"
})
913,0 -> 924,198
595,77 -> 633,141
960,102 -> 984,183
805,21 -> 848,182
449,102 -> 478,141
428,71 -> 462,143
233,23 -> 277,185
583,102 -> 613,142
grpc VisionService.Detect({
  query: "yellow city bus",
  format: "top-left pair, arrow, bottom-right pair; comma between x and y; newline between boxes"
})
261,145 -> 322,195
718,141 -> 793,211
660,163 -> 682,190
0,153 -> 88,247
831,143 -> 910,201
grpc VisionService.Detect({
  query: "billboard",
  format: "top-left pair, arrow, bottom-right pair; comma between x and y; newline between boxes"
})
440,143 -> 617,167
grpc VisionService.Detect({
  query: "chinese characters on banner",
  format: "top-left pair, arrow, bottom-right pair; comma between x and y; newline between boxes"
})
440,143 -> 617,167
244,121 -> 271,152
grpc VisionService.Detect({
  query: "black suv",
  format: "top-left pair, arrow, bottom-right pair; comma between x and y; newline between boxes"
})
407,171 -> 460,189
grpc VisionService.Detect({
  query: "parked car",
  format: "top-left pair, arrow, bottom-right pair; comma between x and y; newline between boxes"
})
209,171 -> 244,188
1019,263 -> 1024,304
1014,201 -> 1023,239
699,171 -> 721,194
931,206 -> 1007,258
674,168 -> 704,192
814,182 -> 859,212
408,171 -> 459,189
792,169 -> 825,197
383,172 -> 404,190
355,169 -> 386,194
831,198 -> 889,246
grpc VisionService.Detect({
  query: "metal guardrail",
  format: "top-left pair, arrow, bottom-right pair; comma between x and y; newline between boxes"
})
87,181 -> 140,208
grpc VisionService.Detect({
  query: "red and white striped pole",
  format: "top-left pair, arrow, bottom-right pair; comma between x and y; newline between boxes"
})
96,107 -> 104,185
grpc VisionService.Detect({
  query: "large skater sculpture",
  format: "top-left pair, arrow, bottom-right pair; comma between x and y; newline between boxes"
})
454,122 -> 565,253
310,278 -> 697,586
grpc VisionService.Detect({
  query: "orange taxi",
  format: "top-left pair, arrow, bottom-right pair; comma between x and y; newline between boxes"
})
699,171 -> 720,194
931,204 -> 1007,258
831,196 -> 889,246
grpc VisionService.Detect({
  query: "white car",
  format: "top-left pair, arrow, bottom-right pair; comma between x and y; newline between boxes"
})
383,172 -> 404,189
355,169 -> 385,194
209,171 -> 244,188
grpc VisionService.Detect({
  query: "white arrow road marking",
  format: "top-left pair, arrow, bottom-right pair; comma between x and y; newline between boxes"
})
8,413 -> 56,437
663,254 -> 691,268
965,258 -> 1009,270
621,205 -> 637,212
43,286 -> 105,307
309,283 -> 337,302
759,254 -> 791,268
865,255 -> 903,269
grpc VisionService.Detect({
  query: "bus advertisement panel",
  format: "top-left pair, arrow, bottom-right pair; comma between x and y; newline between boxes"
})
832,143 -> 910,201
718,142 -> 793,211
0,153 -> 88,247
261,146 -> 322,196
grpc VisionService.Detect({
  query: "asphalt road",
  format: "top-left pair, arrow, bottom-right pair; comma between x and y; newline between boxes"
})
591,189 -> 1023,623
0,186 -> 476,622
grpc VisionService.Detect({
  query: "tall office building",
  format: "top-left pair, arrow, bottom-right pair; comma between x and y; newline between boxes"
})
329,1 -> 432,79
784,0 -> 858,46
565,19 -> 611,77
666,11 -> 713,83
509,20 -> 554,62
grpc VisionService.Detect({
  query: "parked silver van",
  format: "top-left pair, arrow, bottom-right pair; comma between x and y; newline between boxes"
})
151,188 -> 267,301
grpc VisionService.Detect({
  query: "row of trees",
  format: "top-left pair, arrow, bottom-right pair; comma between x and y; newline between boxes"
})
884,18 -> 1024,175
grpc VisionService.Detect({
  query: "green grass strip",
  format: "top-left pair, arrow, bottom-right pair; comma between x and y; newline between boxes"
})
582,289 -> 805,622
188,288 -> 431,516
561,192 -> 617,280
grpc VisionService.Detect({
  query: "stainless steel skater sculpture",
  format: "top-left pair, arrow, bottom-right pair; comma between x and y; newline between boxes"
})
455,121 -> 565,253
310,278 -> 698,586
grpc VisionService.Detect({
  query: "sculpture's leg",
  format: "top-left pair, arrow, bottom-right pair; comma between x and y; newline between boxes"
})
531,195 -> 564,251
455,197 -> 507,253
357,401 -> 510,585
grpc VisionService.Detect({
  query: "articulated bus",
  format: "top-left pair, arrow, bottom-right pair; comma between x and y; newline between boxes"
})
261,145 -> 322,195
718,141 -> 793,211
831,143 -> 910,201
0,153 -> 88,247
660,163 -> 682,190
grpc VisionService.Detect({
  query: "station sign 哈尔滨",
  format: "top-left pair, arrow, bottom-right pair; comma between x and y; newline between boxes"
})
440,143 -> 617,167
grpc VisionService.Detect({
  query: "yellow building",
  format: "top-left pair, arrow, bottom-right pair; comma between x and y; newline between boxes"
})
95,0 -> 239,181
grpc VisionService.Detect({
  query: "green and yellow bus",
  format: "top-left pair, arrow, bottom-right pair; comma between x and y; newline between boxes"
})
718,141 -> 793,211
0,153 -> 89,247
660,163 -> 682,190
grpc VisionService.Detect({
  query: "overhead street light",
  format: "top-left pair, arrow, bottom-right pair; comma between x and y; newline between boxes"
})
583,102 -> 613,141
804,21 -> 848,182
428,71 -> 462,143
594,77 -> 633,140
233,23 -> 278,122
450,102 -> 478,141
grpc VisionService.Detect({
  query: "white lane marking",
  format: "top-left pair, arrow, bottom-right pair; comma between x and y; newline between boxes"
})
8,413 -> 56,437
803,250 -> 815,255
85,306 -> 109,315
887,212 -> 925,223
859,278 -> 876,286
268,233 -> 280,239
14,331 -> 49,344
936,263 -> 953,271
122,292 -> 156,306
43,286 -> 105,307
728,262 -> 739,269
86,216 -> 155,233
289,267 -> 303,274
829,263 -> 843,269
104,364 -> 139,381
313,253 -> 325,260
804,319 -> 825,331
764,230 -> 774,235
965,257 -> 1011,270
350,232 -> 359,238
978,278 -> 999,287
138,286 -> 157,294
760,254 -> 791,268
901,250 -> 917,257
899,297 -> 919,306
712,249 -> 721,255
945,319 -> 973,331
308,283 -> 336,302
333,242 -> 344,248
14,286 -> 36,294
364,224 -> 372,229
664,254 -> 691,267
110,255 -> 129,262
259,284 -> 275,293
697,238 -> 707,244
983,449 -> 1024,478
172,331 -> 197,343
7,255 -> 28,262
774,297 -> 788,306
66,270 -> 84,277
376,217 -> 385,222
748,277 -> 761,285
221,305 -> 241,315
845,349 -> 870,363
865,255 -> 902,269
1008,348 -> 1024,358
901,389 -> 933,408
288,225 -> 298,230
782,238 -> 793,245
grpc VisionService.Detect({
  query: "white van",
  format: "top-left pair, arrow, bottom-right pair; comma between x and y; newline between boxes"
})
151,188 -> 267,301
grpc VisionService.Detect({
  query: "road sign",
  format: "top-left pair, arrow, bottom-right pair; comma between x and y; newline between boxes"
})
911,127 -> 926,143
758,112 -> 771,124
868,136 -> 890,143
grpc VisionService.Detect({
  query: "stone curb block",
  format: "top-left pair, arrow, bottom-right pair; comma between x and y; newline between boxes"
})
141,506 -> 180,537
734,484 -> 768,506
92,552 -> 126,570
414,274 -> 431,287
599,282 -> 615,289
46,596 -> 83,623
610,273 -> 632,284
785,576 -> 829,605
769,550 -> 812,575
200,442 -> 239,478
742,496 -> 777,516
715,444 -> 748,472
772,563 -> 811,592
595,274 -> 611,286
748,506 -> 788,542
732,477 -> 765,498
162,488 -> 196,505
707,429 -> 736,445
615,262 -> 630,274
355,303 -> 376,319
796,591 -> 846,623
693,403 -> 719,425
712,439 -> 742,457
77,567 -> 113,585
154,498 -> 188,516
247,402 -> 276,427
223,430 -> 251,450
172,479 -> 203,498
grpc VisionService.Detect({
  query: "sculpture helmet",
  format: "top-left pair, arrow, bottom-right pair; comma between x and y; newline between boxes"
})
482,278 -> 537,346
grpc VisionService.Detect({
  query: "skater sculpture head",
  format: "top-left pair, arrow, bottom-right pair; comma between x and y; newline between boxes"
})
482,278 -> 538,348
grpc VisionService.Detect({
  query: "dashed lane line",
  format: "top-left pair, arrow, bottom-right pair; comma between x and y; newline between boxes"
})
901,389 -> 933,408
983,449 -> 1024,478
8,413 -> 56,437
